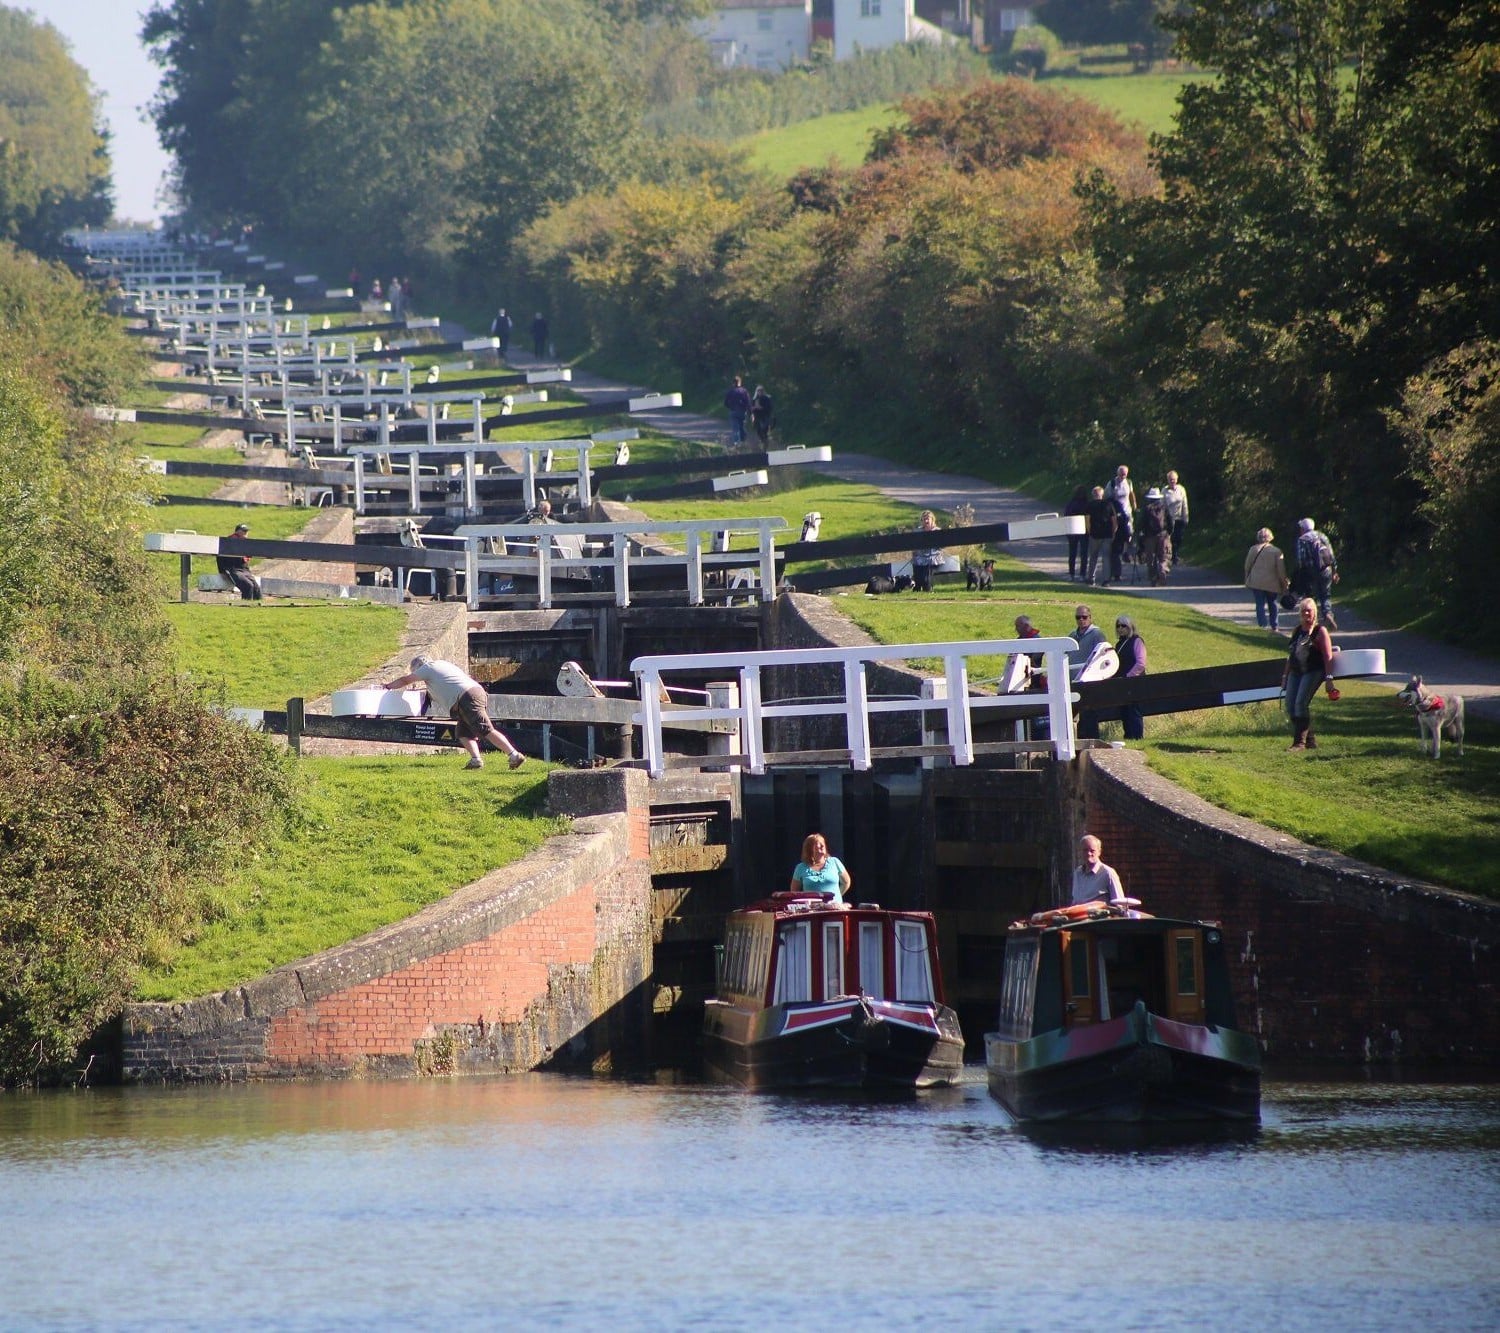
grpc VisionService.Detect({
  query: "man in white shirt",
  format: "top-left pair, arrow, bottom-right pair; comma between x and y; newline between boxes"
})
384,655 -> 526,771
1071,834 -> 1125,904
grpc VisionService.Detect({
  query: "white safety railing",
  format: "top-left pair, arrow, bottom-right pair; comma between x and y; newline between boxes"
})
630,639 -> 1080,776
454,518 -> 788,610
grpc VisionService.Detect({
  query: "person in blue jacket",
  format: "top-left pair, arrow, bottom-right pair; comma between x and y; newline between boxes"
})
790,832 -> 851,905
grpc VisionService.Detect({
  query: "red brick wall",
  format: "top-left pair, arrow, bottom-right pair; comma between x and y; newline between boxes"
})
1081,750 -> 1500,1065
265,887 -> 598,1068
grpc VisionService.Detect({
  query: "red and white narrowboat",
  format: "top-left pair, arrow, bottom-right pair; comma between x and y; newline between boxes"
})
703,892 -> 964,1090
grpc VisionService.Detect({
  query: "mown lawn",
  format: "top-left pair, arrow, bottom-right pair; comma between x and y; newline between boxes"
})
136,756 -> 561,1001
165,600 -> 406,709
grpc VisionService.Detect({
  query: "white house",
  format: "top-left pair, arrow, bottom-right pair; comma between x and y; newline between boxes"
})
831,0 -> 950,61
696,1 -> 813,70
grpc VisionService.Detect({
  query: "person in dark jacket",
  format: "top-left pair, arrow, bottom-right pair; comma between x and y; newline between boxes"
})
490,307 -> 512,356
724,375 -> 751,445
1113,613 -> 1148,739
750,384 -> 774,445
216,522 -> 262,600
1064,484 -> 1090,581
1085,486 -> 1115,586
530,312 -> 549,359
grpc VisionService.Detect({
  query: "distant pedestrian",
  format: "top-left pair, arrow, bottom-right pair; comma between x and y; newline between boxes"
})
383,655 -> 526,771
1295,517 -> 1339,629
1064,484 -> 1090,581
723,375 -> 751,446
1162,470 -> 1189,565
912,509 -> 941,592
751,384 -> 774,445
1244,527 -> 1290,632
1104,465 -> 1137,528
390,277 -> 406,321
1084,486 -> 1115,586
490,307 -> 513,356
370,277 -> 383,302
215,522 -> 262,601
530,312 -> 549,359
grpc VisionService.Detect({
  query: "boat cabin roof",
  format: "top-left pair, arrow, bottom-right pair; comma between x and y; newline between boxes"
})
1009,905 -> 1221,938
735,891 -> 934,924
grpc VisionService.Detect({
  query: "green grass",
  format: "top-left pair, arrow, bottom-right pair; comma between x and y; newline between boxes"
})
135,755 -> 563,1000
747,104 -> 904,177
1040,71 -> 1211,136
741,73 -> 1204,180
164,600 -> 406,709
834,549 -> 1499,898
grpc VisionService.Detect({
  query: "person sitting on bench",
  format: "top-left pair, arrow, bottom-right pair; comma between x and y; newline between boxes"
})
216,523 -> 262,600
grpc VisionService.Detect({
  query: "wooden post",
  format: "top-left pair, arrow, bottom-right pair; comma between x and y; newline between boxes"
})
286,697 -> 304,756
179,552 -> 191,603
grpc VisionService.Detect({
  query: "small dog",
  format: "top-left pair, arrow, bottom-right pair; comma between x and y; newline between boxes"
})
966,559 -> 995,591
865,573 -> 914,595
800,511 -> 823,543
374,566 -> 395,589
1395,675 -> 1464,758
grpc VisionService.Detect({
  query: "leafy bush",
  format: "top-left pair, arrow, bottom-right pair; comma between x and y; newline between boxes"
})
0,673 -> 296,1085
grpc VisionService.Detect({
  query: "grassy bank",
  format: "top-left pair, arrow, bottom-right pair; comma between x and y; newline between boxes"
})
137,756 -> 560,1001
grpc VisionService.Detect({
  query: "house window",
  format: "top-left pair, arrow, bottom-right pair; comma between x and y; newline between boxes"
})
861,0 -> 882,16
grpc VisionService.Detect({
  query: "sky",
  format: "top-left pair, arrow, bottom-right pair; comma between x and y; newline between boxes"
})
22,0 -> 173,223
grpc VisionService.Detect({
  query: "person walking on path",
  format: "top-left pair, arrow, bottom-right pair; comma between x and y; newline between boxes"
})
530,312 -> 549,359
383,655 -> 526,771
1245,527 -> 1290,632
751,384 -> 774,445
490,307 -> 512,357
1084,486 -> 1115,586
1071,834 -> 1126,905
216,522 -> 262,601
1105,465 -> 1137,530
723,375 -> 751,446
1064,484 -> 1090,581
1295,518 -> 1339,629
1162,471 -> 1189,565
1282,598 -> 1336,751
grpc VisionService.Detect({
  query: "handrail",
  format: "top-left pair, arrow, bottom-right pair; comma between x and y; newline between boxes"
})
454,518 -> 789,609
629,639 -> 1080,776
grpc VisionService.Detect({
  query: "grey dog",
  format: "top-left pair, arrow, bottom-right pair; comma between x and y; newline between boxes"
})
1394,675 -> 1465,758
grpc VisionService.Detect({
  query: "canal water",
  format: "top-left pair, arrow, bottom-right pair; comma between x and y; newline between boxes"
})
3,1072 -> 1496,1331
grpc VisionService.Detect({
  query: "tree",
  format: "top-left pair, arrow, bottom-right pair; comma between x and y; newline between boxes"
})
0,6 -> 111,246
1085,0 -> 1500,559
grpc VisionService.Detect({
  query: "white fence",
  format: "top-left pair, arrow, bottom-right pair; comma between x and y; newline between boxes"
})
630,639 -> 1080,776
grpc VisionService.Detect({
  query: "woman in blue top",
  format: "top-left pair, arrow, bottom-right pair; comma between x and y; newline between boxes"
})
790,833 -> 851,905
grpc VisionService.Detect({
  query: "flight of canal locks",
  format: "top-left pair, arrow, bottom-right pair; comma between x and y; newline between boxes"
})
15,229 -> 1493,1331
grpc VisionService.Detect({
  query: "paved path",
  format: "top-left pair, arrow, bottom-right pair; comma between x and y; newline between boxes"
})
489,345 -> 1500,722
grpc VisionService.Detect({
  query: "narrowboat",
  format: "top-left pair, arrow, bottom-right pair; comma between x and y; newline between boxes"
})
703,893 -> 964,1090
985,903 -> 1261,1122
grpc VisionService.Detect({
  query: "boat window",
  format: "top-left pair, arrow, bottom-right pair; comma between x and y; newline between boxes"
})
997,939 -> 1037,1039
894,920 -> 934,1002
775,922 -> 811,1004
1174,935 -> 1198,996
822,921 -> 844,999
858,922 -> 884,998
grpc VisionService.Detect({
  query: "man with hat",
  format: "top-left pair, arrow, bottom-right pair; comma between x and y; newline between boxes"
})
216,522 -> 263,601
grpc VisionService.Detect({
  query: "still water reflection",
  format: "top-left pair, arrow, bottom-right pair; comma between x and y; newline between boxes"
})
2,1072 -> 1497,1331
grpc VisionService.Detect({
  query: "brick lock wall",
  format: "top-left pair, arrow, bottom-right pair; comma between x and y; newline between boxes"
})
1081,750 -> 1500,1065
122,771 -> 654,1082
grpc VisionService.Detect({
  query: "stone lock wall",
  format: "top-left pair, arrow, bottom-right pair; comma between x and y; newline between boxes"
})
1076,749 -> 1500,1065
121,769 -> 653,1081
